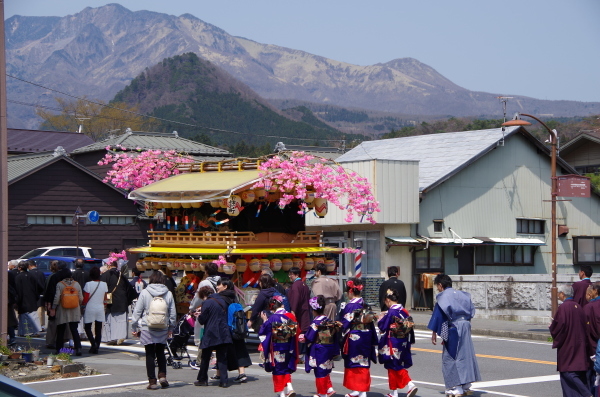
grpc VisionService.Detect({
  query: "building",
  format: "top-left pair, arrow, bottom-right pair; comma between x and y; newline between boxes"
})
306,126 -> 600,315
7,148 -> 149,260
7,129 -> 232,260
70,130 -> 232,176
559,131 -> 600,174
8,128 -> 95,155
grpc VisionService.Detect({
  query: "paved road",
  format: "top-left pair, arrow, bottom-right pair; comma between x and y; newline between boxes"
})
24,329 -> 563,397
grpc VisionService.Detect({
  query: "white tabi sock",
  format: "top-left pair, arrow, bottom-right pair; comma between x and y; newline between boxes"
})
407,381 -> 416,390
279,391 -> 286,397
327,387 -> 335,393
389,390 -> 398,397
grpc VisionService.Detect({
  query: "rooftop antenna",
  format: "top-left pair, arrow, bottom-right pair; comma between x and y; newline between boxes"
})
497,96 -> 513,147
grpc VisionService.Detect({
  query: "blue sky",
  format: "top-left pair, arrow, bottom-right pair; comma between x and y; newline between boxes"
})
6,0 -> 600,103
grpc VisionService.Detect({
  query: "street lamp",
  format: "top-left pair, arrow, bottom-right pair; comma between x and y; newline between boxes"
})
502,113 -> 559,317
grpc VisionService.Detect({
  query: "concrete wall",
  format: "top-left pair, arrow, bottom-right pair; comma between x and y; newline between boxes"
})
441,273 -> 583,321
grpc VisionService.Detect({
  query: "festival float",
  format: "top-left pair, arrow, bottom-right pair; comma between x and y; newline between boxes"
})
101,149 -> 378,313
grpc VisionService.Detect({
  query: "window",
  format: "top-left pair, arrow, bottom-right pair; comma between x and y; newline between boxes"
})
575,165 -> 600,174
352,231 -> 380,275
475,245 -> 535,266
574,237 -> 600,264
27,214 -> 136,225
517,219 -> 545,234
414,245 -> 444,271
433,219 -> 444,233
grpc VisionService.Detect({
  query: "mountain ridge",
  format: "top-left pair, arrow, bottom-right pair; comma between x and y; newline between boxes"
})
6,3 -> 600,129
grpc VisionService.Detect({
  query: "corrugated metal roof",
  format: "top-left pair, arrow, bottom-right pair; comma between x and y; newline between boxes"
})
71,131 -> 231,156
7,152 -> 58,182
8,128 -> 95,154
337,127 -> 520,191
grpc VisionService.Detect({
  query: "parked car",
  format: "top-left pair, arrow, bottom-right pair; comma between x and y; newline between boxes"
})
19,246 -> 95,260
29,255 -> 104,277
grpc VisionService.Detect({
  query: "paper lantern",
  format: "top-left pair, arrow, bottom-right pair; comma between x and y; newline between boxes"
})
162,202 -> 171,209
227,195 -> 243,216
158,259 -> 169,269
172,259 -> 183,272
145,201 -> 157,217
181,202 -> 191,208
223,262 -> 236,274
236,258 -> 248,272
150,257 -> 161,270
314,256 -> 326,266
210,199 -> 222,208
182,258 -> 193,271
266,191 -> 281,203
191,201 -> 201,208
166,259 -> 176,270
190,259 -> 201,271
255,188 -> 267,201
171,202 -> 182,209
136,261 -> 146,271
142,257 -> 151,268
292,256 -> 304,270
220,198 -> 229,209
305,190 -> 316,203
303,257 -> 315,270
249,258 -> 261,272
260,258 -> 271,271
154,202 -> 163,209
281,258 -> 293,271
196,260 -> 207,272
270,258 -> 282,272
325,259 -> 336,273
240,190 -> 255,203
313,198 -> 328,218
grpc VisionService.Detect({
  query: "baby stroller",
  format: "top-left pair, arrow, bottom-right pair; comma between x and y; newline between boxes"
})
165,313 -> 194,369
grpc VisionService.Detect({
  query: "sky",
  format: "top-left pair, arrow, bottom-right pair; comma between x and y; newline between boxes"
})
5,0 -> 600,103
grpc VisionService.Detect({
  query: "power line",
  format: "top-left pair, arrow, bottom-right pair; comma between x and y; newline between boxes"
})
7,74 -> 347,143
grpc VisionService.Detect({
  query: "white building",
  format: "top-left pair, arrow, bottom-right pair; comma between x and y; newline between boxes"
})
307,126 -> 600,317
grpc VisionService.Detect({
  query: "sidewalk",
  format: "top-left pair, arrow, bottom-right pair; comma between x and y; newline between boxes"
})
409,310 -> 552,341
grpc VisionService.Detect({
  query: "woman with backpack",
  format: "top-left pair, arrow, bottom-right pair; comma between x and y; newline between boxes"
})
211,279 -> 251,383
377,289 -> 418,397
302,295 -> 340,397
52,266 -> 83,356
131,271 -> 176,390
259,296 -> 299,397
248,274 -> 279,331
339,278 -> 378,397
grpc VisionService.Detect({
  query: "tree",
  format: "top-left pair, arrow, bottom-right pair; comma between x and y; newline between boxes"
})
36,97 -> 156,141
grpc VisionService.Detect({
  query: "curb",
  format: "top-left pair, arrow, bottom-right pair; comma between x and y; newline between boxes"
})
413,324 -> 551,342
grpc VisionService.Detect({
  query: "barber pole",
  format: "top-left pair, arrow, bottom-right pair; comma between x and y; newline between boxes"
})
166,216 -> 171,230
173,216 -> 178,231
184,215 -> 189,230
354,251 -> 363,278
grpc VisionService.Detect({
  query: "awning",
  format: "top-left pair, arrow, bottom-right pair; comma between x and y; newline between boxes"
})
127,169 -> 262,203
475,237 -> 546,246
426,238 -> 483,245
128,246 -> 343,256
386,236 -> 420,245
128,247 -> 229,255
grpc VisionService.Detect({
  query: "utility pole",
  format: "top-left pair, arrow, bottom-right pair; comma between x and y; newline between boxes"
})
0,0 -> 10,344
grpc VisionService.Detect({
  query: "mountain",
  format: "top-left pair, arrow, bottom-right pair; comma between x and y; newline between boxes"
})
6,3 -> 600,129
112,52 -> 354,149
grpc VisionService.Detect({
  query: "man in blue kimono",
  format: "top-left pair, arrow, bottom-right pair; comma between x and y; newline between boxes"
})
428,274 -> 480,396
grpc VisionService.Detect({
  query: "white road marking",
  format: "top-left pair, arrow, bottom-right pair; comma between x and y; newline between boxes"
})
25,374 -> 111,384
473,374 -> 560,388
45,381 -> 149,395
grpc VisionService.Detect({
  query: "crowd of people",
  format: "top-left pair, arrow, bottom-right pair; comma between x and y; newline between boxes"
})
6,257 -> 137,355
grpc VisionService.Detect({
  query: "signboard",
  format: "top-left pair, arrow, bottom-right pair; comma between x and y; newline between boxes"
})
87,210 -> 100,223
557,174 -> 591,198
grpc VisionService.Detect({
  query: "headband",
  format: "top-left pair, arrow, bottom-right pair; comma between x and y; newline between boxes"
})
309,296 -> 321,310
346,280 -> 363,291
272,295 -> 284,303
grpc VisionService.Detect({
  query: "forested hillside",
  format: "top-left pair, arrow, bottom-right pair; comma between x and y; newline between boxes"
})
112,53 -> 365,156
